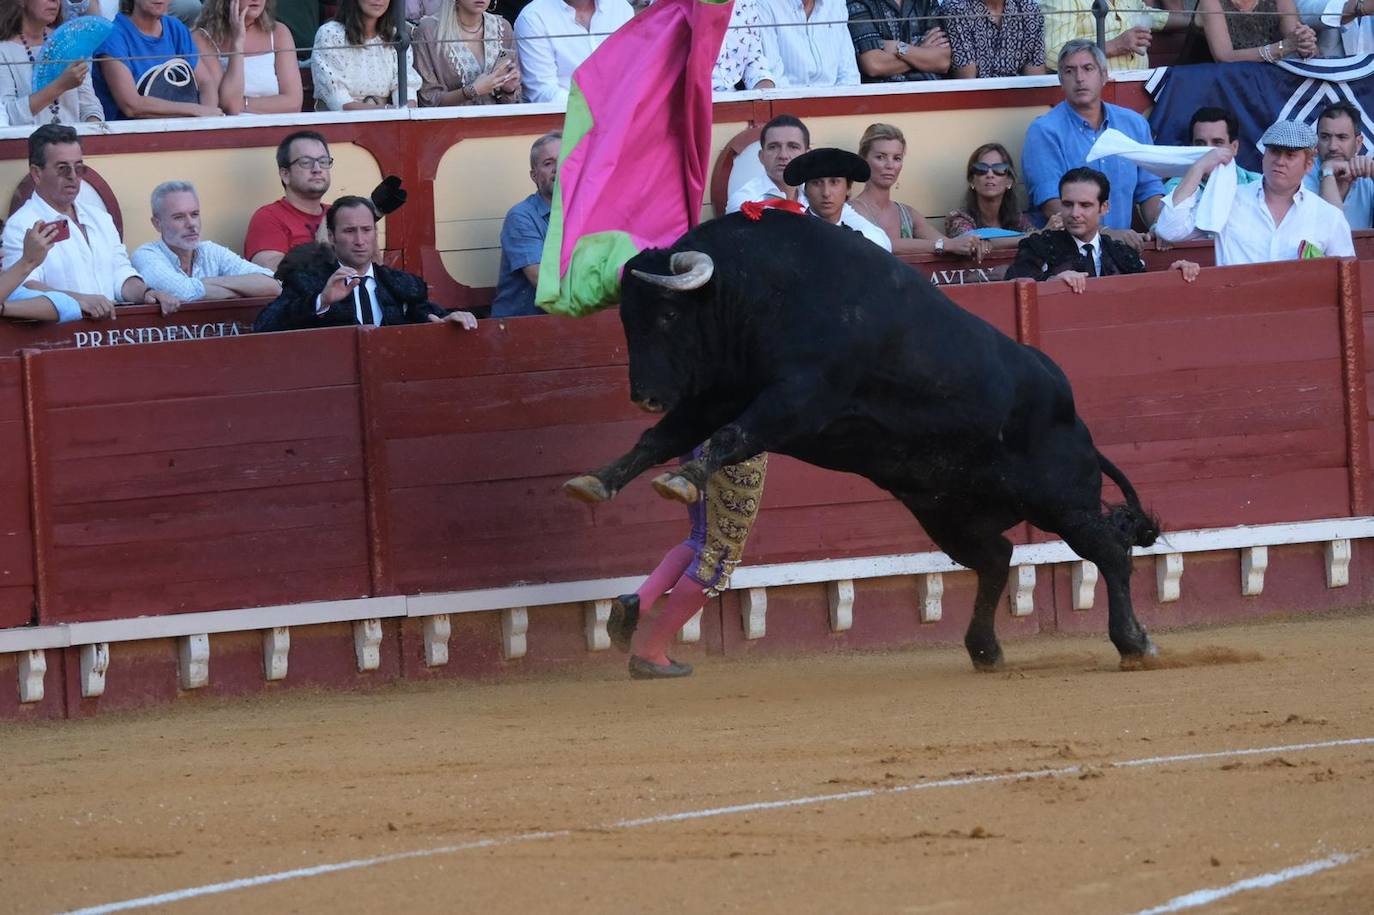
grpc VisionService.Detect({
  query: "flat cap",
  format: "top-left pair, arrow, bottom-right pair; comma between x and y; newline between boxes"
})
783,147 -> 870,186
1259,119 -> 1317,150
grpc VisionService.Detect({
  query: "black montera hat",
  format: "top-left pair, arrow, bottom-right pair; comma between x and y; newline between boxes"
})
783,147 -> 870,186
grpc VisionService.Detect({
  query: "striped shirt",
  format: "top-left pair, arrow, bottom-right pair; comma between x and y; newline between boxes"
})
1040,0 -> 1169,71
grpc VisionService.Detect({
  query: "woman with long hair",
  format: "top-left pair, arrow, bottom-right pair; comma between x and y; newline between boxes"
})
944,142 -> 1037,249
311,0 -> 419,110
0,0 -> 104,124
850,123 -> 990,261
413,0 -> 521,106
193,0 -> 302,114
94,0 -> 222,119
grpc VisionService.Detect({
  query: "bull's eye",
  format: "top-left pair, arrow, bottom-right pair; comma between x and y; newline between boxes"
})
656,308 -> 678,329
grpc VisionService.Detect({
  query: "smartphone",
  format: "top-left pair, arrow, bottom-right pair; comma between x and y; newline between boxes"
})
46,219 -> 70,243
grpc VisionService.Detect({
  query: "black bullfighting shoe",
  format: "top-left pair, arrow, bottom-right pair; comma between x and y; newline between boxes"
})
607,594 -> 640,652
628,655 -> 694,679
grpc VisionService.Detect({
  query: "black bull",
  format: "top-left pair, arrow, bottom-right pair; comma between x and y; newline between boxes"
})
563,211 -> 1160,669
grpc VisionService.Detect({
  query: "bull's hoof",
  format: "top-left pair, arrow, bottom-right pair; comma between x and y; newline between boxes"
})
967,642 -> 1004,672
563,475 -> 613,503
1118,636 -> 1160,671
651,472 -> 699,504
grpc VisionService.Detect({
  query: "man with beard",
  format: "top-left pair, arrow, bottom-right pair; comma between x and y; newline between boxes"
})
244,131 -> 335,271
1157,120 -> 1355,265
133,181 -> 281,302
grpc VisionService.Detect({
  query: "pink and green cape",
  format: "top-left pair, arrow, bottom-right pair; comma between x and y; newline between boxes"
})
535,0 -> 733,317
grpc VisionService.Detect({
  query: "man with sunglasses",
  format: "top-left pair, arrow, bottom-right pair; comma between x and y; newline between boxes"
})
2,124 -> 177,318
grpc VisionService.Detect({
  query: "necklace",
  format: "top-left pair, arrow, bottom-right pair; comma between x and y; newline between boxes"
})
18,28 -> 60,124
458,17 -> 483,33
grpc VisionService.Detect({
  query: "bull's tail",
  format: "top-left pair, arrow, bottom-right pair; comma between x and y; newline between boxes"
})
1098,451 -> 1160,548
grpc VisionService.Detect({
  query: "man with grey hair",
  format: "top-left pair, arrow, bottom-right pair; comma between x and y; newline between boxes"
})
1157,120 -> 1354,265
1021,39 -> 1165,251
132,181 -> 281,304
491,132 -> 561,318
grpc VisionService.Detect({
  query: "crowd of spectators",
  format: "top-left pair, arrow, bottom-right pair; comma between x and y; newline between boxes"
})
9,0 -> 1374,125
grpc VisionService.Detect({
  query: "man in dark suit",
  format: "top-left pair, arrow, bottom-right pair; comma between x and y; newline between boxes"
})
1006,167 -> 1199,292
253,196 -> 478,333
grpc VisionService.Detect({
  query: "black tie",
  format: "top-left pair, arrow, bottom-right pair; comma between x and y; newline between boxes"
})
1082,243 -> 1097,277
357,281 -> 377,325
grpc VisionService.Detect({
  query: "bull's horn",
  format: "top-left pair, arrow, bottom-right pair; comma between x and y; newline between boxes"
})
630,251 -> 715,291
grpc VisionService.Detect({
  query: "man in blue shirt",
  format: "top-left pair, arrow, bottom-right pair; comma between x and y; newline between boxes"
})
1022,38 -> 1165,251
1305,102 -> 1374,231
491,132 -> 560,319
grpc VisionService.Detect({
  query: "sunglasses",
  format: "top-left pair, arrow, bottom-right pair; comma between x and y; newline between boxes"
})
49,162 -> 87,178
971,162 -> 1012,176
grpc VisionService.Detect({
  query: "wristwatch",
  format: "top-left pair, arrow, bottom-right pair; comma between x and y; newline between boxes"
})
934,237 -> 945,253
1322,165 -> 1337,178
896,41 -> 910,58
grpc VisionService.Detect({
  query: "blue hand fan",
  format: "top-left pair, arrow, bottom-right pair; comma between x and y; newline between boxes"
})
31,16 -> 114,93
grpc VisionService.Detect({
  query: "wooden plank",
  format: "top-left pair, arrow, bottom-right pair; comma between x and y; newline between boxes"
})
50,436 -> 364,504
34,326 -> 359,407
374,365 -> 644,438
44,387 -> 362,461
361,309 -> 627,382
1042,313 -> 1341,380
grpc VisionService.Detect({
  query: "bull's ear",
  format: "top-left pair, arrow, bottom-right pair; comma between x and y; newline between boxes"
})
630,251 -> 714,292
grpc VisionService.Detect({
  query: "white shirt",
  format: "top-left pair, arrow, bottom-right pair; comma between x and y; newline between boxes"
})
1297,0 -> 1374,55
514,0 -> 635,106
837,203 -> 893,251
315,263 -> 381,324
1157,180 -> 1356,266
310,21 -> 420,110
131,239 -> 275,302
1074,232 -> 1103,275
757,0 -> 860,88
725,174 -> 807,213
3,192 -> 140,301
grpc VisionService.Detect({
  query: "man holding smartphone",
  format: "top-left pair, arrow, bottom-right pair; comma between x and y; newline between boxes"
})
2,124 -> 180,317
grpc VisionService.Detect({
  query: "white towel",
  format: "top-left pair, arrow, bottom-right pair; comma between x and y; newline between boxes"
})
1086,128 -> 1238,234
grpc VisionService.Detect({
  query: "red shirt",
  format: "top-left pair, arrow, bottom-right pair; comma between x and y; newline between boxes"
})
243,198 -> 330,261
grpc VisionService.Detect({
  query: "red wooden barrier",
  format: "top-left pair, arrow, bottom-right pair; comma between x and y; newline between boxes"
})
0,258 -> 1367,631
26,328 -> 371,623
0,359 -> 34,628
1036,259 -> 1351,531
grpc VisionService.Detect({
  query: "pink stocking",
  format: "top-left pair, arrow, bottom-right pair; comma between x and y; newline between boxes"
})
635,542 -> 696,608
633,569 -> 708,665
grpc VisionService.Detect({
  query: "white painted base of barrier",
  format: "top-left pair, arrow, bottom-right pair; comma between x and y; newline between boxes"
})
4,517 -> 1368,703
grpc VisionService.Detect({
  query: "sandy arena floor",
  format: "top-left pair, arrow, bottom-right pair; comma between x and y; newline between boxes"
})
2,610 -> 1373,914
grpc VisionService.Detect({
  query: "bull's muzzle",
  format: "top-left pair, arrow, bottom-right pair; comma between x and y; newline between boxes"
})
629,251 -> 715,291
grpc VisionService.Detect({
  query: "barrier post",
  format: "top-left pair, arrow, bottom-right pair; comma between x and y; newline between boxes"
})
394,2 -> 410,108
1092,0 -> 1109,52
1337,258 -> 1370,515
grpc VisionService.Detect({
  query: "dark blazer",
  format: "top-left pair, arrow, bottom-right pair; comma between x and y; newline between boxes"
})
1003,230 -> 1146,282
253,255 -> 447,333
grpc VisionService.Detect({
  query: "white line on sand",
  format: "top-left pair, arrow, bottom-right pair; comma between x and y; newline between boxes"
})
63,736 -> 1374,914
1130,852 -> 1361,914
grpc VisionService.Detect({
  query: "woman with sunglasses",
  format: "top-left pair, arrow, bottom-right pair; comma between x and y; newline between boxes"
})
945,142 -> 1039,250
850,123 -> 991,261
